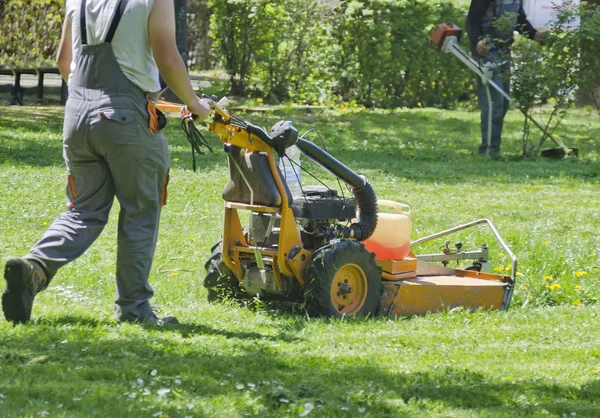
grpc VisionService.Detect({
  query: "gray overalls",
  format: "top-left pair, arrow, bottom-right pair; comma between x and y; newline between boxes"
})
25,0 -> 169,322
472,0 -> 521,155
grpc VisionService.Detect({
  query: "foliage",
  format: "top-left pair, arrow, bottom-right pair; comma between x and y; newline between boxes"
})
510,1 -> 600,156
208,0 -> 272,96
208,0 -> 473,106
0,105 -> 599,416
331,0 -> 472,108
250,0 -> 341,104
0,0 -> 63,68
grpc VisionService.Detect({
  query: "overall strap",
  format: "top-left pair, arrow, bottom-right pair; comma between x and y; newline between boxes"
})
105,0 -> 129,44
80,0 -> 88,45
80,0 -> 129,45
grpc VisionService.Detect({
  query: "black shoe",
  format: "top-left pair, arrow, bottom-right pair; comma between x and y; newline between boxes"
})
119,312 -> 179,326
2,259 -> 47,324
152,315 -> 179,326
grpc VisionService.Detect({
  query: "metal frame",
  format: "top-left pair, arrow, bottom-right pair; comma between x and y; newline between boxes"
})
411,218 -> 517,309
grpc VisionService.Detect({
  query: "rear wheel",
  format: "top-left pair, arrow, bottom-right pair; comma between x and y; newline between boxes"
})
304,240 -> 382,317
203,241 -> 244,302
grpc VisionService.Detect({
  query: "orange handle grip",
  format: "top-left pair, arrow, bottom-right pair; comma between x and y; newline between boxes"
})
156,100 -> 186,114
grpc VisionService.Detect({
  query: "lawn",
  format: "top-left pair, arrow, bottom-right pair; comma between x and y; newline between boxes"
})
0,104 -> 599,417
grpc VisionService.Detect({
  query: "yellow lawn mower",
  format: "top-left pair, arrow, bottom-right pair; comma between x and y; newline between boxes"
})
157,97 -> 517,317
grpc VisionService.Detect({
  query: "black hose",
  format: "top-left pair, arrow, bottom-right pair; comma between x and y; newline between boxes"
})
294,138 -> 378,241
340,180 -> 378,242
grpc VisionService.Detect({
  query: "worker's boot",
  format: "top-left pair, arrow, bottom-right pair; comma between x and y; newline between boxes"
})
2,259 -> 47,324
149,314 -> 179,326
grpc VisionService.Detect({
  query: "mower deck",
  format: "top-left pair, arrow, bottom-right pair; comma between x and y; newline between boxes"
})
380,273 -> 510,317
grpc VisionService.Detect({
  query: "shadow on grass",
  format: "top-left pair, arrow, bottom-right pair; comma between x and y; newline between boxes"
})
0,322 -> 598,417
1,106 -> 598,184
32,314 -> 300,343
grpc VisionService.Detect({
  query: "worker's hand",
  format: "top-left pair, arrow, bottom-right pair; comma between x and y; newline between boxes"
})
476,40 -> 490,57
534,31 -> 546,43
187,96 -> 210,121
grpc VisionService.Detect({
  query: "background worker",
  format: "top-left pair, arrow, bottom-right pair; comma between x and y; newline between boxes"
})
466,0 -> 542,156
2,0 -> 209,325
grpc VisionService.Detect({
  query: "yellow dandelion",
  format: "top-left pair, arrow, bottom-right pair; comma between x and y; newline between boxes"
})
417,102 -> 422,108
516,272 -> 523,277
548,97 -> 556,104
574,271 -> 588,278
527,294 -> 533,300
573,299 -> 581,306
520,285 -> 528,290
493,266 -> 504,273
545,285 -> 551,290
550,283 -> 561,291
173,157 -> 180,161
431,81 -> 436,87
171,269 -> 179,276
543,240 -> 549,245
575,284 -> 582,290
256,98 -> 263,103
543,275 -> 552,281
312,101 -> 319,106
505,265 -> 512,272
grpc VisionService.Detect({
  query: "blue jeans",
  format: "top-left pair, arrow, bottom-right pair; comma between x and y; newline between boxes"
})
472,46 -> 511,155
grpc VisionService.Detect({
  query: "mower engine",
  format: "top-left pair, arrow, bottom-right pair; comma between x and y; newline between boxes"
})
242,187 -> 357,298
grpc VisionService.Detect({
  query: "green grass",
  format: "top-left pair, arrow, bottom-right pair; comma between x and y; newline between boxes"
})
1,105 -> 599,417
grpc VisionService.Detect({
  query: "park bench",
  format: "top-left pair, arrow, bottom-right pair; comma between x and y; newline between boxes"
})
0,66 -> 67,105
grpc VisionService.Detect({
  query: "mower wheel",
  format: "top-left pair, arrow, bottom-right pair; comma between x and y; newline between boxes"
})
203,241 -> 245,302
304,240 -> 382,317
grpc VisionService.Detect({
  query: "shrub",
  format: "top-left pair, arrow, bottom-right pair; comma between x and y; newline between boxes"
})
510,1 -> 600,156
0,0 -> 63,67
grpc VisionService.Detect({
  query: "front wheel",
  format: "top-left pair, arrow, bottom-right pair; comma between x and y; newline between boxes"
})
304,240 -> 382,317
203,241 -> 246,302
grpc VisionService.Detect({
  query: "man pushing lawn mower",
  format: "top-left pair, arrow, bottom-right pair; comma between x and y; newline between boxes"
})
2,0 -> 209,325
466,0 -> 543,156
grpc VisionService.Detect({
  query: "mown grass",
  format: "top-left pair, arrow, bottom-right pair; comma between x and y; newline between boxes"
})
1,105 -> 599,417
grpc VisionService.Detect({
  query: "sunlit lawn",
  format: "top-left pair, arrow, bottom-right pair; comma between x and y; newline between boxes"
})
0,105 -> 599,417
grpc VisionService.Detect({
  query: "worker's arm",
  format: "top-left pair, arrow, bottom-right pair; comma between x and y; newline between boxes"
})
466,0 -> 493,56
149,0 -> 209,119
56,16 -> 72,83
466,0 -> 492,45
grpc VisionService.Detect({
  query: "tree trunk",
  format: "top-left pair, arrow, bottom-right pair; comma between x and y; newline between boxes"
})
188,0 -> 213,70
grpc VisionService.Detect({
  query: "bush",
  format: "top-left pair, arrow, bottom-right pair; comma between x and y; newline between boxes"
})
510,1 -> 600,155
209,0 -> 473,107
332,0 -> 472,108
0,0 -> 64,67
